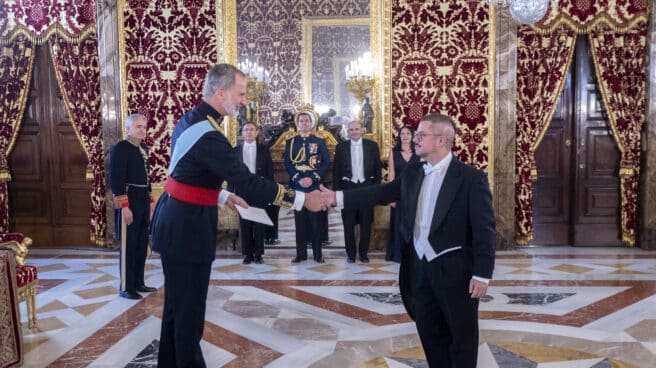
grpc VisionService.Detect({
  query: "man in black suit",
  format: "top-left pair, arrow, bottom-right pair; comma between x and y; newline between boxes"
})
232,122 -> 274,264
321,113 -> 495,368
333,121 -> 381,263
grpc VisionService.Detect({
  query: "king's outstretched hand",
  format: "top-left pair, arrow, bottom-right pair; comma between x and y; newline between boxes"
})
225,194 -> 248,211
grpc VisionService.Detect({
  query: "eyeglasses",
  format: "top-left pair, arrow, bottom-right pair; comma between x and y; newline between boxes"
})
414,132 -> 442,141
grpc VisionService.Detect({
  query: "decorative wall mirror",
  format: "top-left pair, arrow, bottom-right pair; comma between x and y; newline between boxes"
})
301,17 -> 370,137
222,0 -> 392,156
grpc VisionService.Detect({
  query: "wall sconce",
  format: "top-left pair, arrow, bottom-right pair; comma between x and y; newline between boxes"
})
345,52 -> 375,132
237,58 -> 270,124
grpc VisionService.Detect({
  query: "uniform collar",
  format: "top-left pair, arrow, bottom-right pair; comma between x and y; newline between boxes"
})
126,135 -> 142,147
196,100 -> 223,124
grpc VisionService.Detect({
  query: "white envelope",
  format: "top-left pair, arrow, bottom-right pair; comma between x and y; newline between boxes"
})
235,205 -> 274,226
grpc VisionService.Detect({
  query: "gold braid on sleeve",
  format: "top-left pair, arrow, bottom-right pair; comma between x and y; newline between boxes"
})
272,184 -> 295,208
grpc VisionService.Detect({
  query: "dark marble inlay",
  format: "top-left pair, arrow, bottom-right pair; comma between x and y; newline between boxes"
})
503,293 -> 575,305
125,339 -> 158,367
591,358 -> 611,368
350,292 -> 403,305
489,344 -> 537,368
388,357 -> 428,367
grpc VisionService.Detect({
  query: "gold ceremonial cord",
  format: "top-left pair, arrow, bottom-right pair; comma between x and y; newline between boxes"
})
288,136 -> 306,165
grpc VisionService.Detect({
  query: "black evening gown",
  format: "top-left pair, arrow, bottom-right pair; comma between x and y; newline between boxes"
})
385,150 -> 419,262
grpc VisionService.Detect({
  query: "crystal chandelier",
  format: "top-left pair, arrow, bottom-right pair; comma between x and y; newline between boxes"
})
483,0 -> 551,24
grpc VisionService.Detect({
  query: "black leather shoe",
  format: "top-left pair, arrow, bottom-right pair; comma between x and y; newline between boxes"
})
271,239 -> 281,245
136,285 -> 156,292
119,290 -> 143,300
347,258 -> 355,263
360,257 -> 370,263
254,256 -> 263,264
322,240 -> 332,246
242,256 -> 253,265
315,257 -> 325,263
291,256 -> 306,263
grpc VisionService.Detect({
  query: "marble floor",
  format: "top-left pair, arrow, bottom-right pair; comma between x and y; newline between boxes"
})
14,245 -> 656,368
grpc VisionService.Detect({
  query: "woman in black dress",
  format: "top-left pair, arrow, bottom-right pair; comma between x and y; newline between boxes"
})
385,125 -> 419,262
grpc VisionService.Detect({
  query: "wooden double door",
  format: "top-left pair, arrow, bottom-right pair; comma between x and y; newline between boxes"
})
531,36 -> 621,246
8,45 -> 91,247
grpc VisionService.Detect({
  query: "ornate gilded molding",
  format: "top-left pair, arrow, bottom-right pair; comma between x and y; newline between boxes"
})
374,0 -> 392,159
218,0 -> 238,146
117,0 -> 127,139
488,5 -> 496,192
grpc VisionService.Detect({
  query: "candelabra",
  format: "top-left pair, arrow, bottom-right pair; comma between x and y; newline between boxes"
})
237,59 -> 270,124
345,52 -> 375,132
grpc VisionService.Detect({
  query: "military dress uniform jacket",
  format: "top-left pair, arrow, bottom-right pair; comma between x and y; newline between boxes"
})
283,134 -> 330,192
151,101 -> 295,264
109,138 -> 152,207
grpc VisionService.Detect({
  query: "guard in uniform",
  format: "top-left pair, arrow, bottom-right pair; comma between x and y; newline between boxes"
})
284,110 -> 330,263
151,64 -> 312,368
109,113 -> 156,300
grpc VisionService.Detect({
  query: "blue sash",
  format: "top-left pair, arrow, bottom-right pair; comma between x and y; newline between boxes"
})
168,120 -> 215,174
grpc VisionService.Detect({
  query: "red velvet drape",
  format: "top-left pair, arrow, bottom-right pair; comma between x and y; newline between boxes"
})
0,36 -> 35,232
589,22 -> 648,245
514,26 -> 576,245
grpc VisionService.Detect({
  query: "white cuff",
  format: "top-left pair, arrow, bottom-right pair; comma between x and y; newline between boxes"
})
218,190 -> 232,207
291,191 -> 305,211
472,275 -> 490,284
336,191 -> 344,209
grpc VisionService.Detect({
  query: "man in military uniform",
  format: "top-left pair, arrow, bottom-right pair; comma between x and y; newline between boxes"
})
151,64 -> 325,368
109,113 -> 157,300
284,111 -> 330,263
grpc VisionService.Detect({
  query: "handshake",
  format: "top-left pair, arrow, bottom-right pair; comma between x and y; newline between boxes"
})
223,185 -> 337,212
303,185 -> 337,212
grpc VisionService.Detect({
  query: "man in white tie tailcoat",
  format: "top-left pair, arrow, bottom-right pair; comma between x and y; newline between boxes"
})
321,113 -> 496,368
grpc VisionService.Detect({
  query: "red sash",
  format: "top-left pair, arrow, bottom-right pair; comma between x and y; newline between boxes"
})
164,177 -> 220,206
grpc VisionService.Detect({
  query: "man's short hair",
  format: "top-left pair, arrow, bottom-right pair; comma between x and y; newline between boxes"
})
203,64 -> 246,99
125,113 -> 147,131
420,113 -> 455,132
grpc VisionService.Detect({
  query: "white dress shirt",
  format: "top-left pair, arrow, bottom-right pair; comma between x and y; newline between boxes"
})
347,139 -> 365,183
413,152 -> 452,261
242,141 -> 257,174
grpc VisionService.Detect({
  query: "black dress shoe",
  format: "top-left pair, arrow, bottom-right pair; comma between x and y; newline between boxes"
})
347,258 -> 355,263
254,256 -> 263,264
271,239 -> 281,245
291,256 -> 306,263
136,285 -> 157,292
315,257 -> 325,263
242,256 -> 253,265
119,290 -> 143,300
322,240 -> 332,246
360,257 -> 370,263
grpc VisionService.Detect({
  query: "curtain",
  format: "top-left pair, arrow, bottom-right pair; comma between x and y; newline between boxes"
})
49,32 -> 106,245
0,1 -> 104,244
589,22 -> 648,245
514,0 -> 648,245
0,36 -> 35,232
514,26 -> 576,244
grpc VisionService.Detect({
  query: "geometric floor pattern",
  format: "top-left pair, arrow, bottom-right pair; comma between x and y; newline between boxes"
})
16,246 -> 656,367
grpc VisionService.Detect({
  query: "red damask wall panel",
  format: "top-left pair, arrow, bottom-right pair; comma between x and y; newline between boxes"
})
237,0 -> 370,125
391,0 -> 491,170
121,0 -> 218,183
